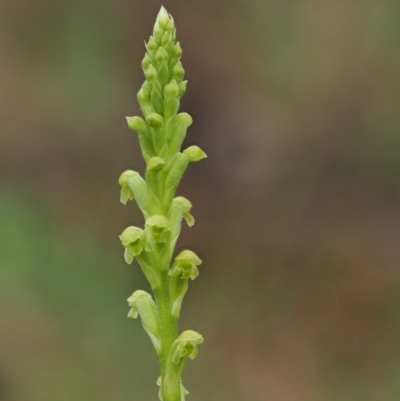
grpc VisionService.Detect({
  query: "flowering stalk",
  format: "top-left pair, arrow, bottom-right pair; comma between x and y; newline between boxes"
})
118,7 -> 206,401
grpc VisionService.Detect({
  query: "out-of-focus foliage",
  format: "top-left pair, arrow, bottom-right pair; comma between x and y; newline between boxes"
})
1,0 -> 400,400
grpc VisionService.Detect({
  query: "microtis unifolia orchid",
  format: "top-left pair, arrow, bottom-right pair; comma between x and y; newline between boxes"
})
118,7 -> 206,401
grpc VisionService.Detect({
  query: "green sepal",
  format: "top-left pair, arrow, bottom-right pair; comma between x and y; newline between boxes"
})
126,172 -> 150,218
163,153 -> 189,206
127,290 -> 161,354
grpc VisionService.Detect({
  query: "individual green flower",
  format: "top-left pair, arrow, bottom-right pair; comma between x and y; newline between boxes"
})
173,197 -> 195,227
145,215 -> 170,244
170,330 -> 204,364
169,250 -> 202,279
127,290 -> 151,319
119,226 -> 144,264
118,170 -> 136,204
127,290 -> 161,354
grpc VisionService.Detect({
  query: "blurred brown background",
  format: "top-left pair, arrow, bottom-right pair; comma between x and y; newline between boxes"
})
1,0 -> 400,400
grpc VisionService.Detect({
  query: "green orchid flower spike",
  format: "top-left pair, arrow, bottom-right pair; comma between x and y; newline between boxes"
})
118,6 -> 206,401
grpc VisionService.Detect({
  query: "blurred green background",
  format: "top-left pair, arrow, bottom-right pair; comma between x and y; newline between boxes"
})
1,0 -> 400,400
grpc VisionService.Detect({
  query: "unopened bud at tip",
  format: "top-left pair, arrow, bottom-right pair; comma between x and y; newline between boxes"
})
156,6 -> 171,30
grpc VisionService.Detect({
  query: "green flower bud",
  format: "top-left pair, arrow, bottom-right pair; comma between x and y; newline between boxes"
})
175,112 -> 193,127
171,330 -> 204,364
119,226 -> 144,264
153,23 -> 163,43
145,64 -> 158,83
127,290 -> 161,354
161,31 -> 170,47
164,80 -> 179,99
118,170 -> 136,205
178,80 -> 187,97
147,36 -> 158,52
137,85 -> 151,105
173,197 -> 194,227
155,6 -> 171,31
172,61 -> 185,81
147,157 -> 165,172
156,47 -> 169,65
183,146 -> 207,162
142,54 -> 152,70
170,250 -> 201,280
146,113 -> 164,128
126,116 -> 146,133
145,215 -> 170,244
172,42 -> 182,58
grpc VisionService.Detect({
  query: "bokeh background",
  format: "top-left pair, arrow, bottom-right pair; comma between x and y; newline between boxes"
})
1,0 -> 400,400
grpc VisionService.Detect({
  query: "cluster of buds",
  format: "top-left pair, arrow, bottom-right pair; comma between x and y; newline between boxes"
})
118,7 -> 206,401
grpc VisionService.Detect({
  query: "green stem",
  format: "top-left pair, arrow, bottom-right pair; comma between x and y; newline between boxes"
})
154,274 -> 179,401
